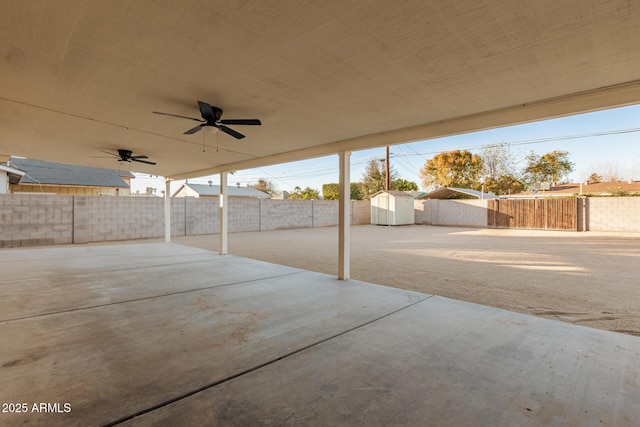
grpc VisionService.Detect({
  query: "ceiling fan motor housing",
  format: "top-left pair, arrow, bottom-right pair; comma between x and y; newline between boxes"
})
118,149 -> 133,159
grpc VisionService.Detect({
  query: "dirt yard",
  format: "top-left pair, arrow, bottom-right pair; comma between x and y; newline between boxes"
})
172,225 -> 640,336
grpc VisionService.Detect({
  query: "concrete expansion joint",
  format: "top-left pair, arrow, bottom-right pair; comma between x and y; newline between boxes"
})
103,293 -> 434,426
0,270 -> 305,324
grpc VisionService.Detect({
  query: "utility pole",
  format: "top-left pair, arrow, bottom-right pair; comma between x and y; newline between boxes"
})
385,146 -> 390,191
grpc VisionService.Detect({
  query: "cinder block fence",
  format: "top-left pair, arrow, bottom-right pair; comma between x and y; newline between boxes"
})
0,195 -> 370,247
2,195 -> 638,248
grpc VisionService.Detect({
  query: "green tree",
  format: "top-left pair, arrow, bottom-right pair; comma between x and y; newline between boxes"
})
524,150 -> 574,185
350,183 -> 364,200
420,150 -> 484,189
322,184 -> 339,200
392,178 -> 418,191
360,159 -> 399,198
249,178 -> 277,195
322,183 -> 364,200
289,186 -> 320,200
483,175 -> 526,196
588,173 -> 602,184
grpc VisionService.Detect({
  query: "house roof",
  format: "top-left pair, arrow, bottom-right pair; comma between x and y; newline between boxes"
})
9,157 -> 132,188
417,187 -> 498,200
516,181 -> 640,196
175,183 -> 271,198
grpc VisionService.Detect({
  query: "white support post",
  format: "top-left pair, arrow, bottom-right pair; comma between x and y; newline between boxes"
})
338,151 -> 351,280
164,178 -> 171,243
219,172 -> 228,255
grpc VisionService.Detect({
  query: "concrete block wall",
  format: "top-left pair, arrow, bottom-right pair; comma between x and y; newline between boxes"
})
229,197 -> 260,232
260,199 -> 313,231
0,194 -> 73,247
0,195 -> 373,247
351,200 -> 371,225
84,196 -> 164,242
587,197 -> 640,232
186,197 -> 218,235
414,199 -> 488,227
414,199 -> 433,224
312,200 -> 338,227
171,197 -> 186,236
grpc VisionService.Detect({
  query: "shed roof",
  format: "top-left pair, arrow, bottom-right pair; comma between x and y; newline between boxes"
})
175,183 -> 271,198
371,190 -> 417,199
417,187 -> 497,200
10,157 -> 132,188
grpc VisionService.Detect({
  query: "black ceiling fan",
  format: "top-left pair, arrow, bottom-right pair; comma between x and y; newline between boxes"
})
153,101 -> 261,139
100,149 -> 156,165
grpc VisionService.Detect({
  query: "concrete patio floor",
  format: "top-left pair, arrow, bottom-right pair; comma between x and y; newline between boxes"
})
1,243 -> 639,426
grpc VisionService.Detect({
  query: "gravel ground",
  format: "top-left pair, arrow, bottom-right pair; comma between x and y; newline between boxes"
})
172,225 -> 640,336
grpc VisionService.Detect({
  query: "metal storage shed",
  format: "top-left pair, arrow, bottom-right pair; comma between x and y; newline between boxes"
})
370,190 -> 415,225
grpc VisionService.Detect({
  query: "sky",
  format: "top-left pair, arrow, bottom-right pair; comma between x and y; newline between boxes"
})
131,104 -> 640,196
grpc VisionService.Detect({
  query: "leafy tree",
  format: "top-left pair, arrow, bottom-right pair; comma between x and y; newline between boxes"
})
289,186 -> 320,200
420,150 -> 484,190
360,159 -> 399,198
481,142 -> 519,180
524,150 -> 574,185
588,173 -> 602,184
322,184 -> 339,200
350,183 -> 364,200
322,183 -> 364,200
249,178 -> 277,195
482,175 -> 526,196
392,178 -> 418,191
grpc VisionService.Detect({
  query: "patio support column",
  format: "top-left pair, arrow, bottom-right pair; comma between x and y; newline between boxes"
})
220,172 -> 228,255
338,151 -> 351,280
164,178 -> 171,243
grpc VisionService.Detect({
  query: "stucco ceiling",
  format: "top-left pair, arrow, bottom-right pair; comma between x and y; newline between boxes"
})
2,1 -> 640,179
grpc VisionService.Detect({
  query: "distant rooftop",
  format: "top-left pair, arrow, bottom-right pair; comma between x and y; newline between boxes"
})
10,157 -> 133,188
174,183 -> 271,198
515,181 -> 640,196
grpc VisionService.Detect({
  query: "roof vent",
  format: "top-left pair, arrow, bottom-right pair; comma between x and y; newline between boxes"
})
208,180 -> 213,187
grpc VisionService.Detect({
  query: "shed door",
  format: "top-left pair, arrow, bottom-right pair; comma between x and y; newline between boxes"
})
380,194 -> 389,225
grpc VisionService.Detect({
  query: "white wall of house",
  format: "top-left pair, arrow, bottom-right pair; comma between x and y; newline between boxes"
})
172,186 -> 200,197
0,173 -> 8,194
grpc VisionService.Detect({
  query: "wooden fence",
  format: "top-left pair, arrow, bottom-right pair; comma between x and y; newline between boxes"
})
487,198 -> 578,230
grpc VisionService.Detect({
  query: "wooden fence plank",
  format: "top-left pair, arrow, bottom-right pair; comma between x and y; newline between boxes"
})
487,198 -> 577,230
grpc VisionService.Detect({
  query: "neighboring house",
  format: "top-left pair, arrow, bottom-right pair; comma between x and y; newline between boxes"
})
0,163 -> 26,194
172,182 -> 271,198
514,181 -> 640,197
416,187 -> 498,200
8,157 -> 133,196
272,191 -> 290,200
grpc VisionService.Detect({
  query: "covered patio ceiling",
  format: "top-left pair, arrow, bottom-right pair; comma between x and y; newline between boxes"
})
1,1 -> 640,179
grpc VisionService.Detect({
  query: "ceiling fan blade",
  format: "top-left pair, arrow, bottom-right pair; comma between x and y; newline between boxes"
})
184,124 -> 205,135
132,158 -> 157,165
101,150 -> 118,157
219,125 -> 245,139
197,101 -> 215,122
219,119 -> 261,126
153,111 -> 203,122
130,155 -> 149,159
